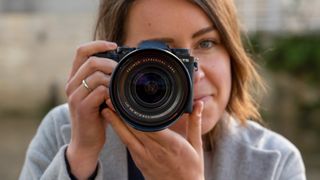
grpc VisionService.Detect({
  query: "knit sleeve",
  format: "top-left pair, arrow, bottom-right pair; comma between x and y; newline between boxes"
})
19,105 -> 104,180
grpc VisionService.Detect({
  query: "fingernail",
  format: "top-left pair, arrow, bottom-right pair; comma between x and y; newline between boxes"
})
103,108 -> 111,117
107,42 -> 117,48
197,101 -> 204,116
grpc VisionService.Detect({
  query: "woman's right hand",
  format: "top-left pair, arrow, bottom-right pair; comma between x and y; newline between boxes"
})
64,41 -> 117,179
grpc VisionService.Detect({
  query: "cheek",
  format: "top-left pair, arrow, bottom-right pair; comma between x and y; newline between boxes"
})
170,49 -> 232,136
200,52 -> 232,133
170,101 -> 223,136
200,98 -> 222,134
204,51 -> 232,101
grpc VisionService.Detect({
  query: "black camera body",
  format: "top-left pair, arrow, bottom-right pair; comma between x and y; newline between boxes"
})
95,40 -> 197,132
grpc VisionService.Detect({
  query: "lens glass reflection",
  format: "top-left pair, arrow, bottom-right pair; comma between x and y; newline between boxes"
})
134,72 -> 166,104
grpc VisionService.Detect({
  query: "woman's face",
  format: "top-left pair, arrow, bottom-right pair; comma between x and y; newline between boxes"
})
124,0 -> 231,136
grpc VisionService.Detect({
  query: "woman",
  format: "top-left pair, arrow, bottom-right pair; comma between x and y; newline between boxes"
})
20,0 -> 306,179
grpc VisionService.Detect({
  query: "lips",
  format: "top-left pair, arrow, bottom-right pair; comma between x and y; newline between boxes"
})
194,94 -> 212,102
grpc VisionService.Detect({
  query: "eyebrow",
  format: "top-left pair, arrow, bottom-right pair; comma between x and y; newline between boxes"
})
146,26 -> 216,43
192,26 -> 216,38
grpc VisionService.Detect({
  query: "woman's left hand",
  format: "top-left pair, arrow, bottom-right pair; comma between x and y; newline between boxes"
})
101,101 -> 204,180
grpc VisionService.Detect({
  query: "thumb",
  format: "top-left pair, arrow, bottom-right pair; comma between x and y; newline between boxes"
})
187,100 -> 204,153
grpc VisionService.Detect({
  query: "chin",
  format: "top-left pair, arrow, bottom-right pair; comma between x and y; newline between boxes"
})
170,98 -> 224,136
201,116 -> 218,135
200,100 -> 222,135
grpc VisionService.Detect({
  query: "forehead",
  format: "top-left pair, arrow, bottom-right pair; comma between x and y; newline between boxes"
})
124,0 -> 213,45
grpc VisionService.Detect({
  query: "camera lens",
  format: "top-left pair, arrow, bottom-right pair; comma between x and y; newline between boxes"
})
132,69 -> 170,108
110,49 -> 192,131
135,72 -> 166,104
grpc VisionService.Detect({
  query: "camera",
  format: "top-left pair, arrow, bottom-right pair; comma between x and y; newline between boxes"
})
94,40 -> 197,132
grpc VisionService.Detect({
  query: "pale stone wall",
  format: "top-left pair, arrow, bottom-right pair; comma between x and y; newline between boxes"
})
0,0 -> 100,115
236,0 -> 320,32
0,13 -> 96,115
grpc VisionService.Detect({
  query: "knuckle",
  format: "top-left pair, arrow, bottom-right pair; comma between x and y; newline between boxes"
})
105,88 -> 110,96
132,155 -> 145,170
68,93 -> 78,108
76,45 -> 87,56
65,83 -> 72,96
93,71 -> 105,79
152,147 -> 167,161
96,85 -> 107,95
126,138 -> 141,150
125,141 -> 134,149
86,57 -> 99,71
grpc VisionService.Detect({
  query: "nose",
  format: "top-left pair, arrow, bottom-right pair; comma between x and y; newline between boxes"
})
193,62 -> 205,84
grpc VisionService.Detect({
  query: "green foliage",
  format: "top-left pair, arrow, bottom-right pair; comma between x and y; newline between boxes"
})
248,33 -> 320,85
247,34 -> 320,159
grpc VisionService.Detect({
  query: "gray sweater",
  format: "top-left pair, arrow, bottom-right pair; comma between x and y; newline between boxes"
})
20,104 -> 306,180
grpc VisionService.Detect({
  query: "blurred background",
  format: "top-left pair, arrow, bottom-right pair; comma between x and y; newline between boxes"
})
0,0 -> 319,179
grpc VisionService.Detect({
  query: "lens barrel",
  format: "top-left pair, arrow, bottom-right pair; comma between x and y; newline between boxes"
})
110,48 -> 192,131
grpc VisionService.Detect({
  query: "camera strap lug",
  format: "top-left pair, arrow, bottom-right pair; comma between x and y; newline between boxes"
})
194,57 -> 199,71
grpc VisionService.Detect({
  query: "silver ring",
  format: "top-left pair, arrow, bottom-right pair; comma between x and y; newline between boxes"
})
82,79 -> 92,92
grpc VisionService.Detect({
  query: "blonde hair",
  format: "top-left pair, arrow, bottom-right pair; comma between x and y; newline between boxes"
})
94,0 -> 265,149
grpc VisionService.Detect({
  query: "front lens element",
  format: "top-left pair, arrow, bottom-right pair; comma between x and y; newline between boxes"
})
110,49 -> 192,131
135,72 -> 167,104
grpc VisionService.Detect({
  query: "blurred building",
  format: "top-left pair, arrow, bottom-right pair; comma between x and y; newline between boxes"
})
0,0 -> 98,115
0,0 -> 97,13
236,0 -> 320,32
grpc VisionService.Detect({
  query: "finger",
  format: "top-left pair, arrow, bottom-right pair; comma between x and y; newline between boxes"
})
66,70 -> 111,97
125,126 -> 157,145
68,79 -> 108,109
187,100 -> 204,152
101,108 -> 144,153
127,127 -> 166,154
81,85 -> 110,112
71,79 -> 109,107
105,98 -> 115,111
69,41 -> 117,80
66,57 -> 116,96
86,71 -> 111,88
137,128 -> 182,148
68,84 -> 88,111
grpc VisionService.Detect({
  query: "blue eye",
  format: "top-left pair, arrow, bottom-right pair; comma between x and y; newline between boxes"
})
198,40 -> 216,49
